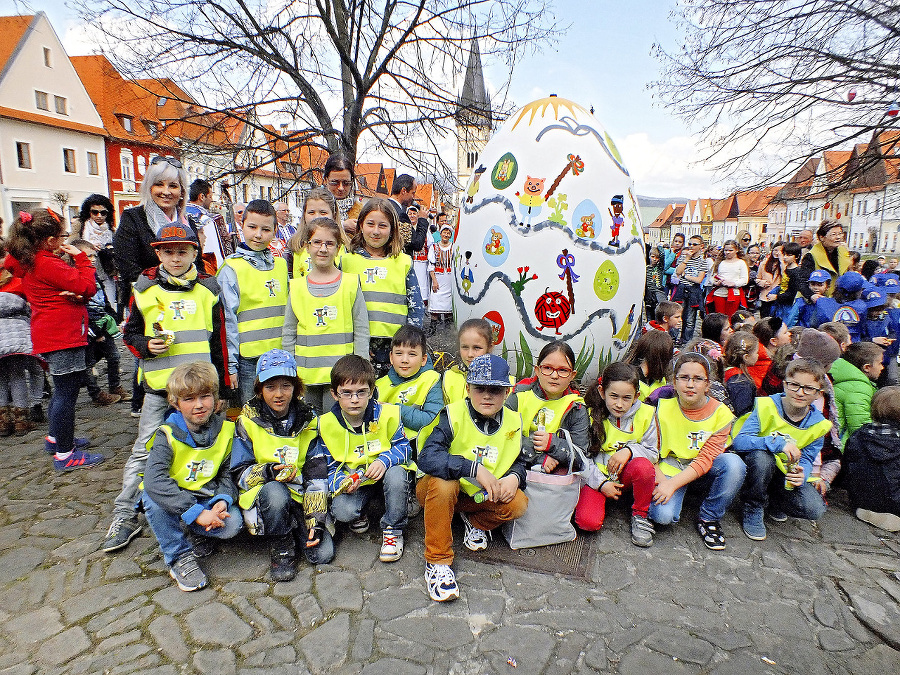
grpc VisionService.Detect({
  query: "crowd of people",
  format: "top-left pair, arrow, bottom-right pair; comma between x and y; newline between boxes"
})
0,156 -> 898,604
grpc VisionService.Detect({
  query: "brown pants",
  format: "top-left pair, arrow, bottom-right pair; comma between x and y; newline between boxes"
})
416,475 -> 528,565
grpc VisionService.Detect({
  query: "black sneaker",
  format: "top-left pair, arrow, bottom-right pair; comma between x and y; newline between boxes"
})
696,520 -> 727,551
102,516 -> 143,553
269,534 -> 297,582
188,533 -> 217,558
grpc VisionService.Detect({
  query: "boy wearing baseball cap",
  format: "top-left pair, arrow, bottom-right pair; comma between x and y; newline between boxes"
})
417,354 -> 529,601
811,271 -> 867,341
427,220 -> 454,332
104,224 -> 231,554
231,349 -> 333,582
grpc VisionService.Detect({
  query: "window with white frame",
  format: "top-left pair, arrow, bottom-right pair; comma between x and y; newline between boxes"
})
16,142 -> 31,169
121,153 -> 133,182
35,90 -> 48,110
54,96 -> 67,115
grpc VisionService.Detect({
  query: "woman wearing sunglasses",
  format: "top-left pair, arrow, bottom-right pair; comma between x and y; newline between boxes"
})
78,194 -> 118,315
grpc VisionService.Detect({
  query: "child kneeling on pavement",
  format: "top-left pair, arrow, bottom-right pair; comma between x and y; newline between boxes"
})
317,355 -> 412,562
142,362 -> 242,592
231,349 -> 334,581
417,354 -> 529,602
732,358 -> 831,540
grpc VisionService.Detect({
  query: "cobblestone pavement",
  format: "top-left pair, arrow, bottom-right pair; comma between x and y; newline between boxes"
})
2,345 -> 900,674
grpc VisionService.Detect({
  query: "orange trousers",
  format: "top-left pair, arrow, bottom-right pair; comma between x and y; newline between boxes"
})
416,475 -> 528,565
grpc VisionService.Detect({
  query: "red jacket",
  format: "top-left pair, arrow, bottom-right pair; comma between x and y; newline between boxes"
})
5,250 -> 96,354
746,343 -> 773,390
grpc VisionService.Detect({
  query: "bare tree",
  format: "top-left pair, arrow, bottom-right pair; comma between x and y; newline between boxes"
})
79,0 -> 561,188
655,0 -> 900,191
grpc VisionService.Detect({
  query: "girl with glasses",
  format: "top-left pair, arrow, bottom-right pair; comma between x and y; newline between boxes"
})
650,353 -> 744,551
506,341 -> 590,473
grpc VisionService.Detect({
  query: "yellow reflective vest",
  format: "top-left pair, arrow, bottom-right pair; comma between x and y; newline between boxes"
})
219,256 -> 288,358
594,402 -> 656,476
294,245 -> 347,278
236,413 -> 319,509
133,277 -> 218,391
445,400 -> 522,497
318,403 -> 412,475
639,378 -> 666,402
288,273 -> 360,385
341,252 -> 412,338
656,397 -> 734,477
376,369 -> 441,440
512,389 -> 582,438
152,420 -> 234,491
442,367 -> 467,405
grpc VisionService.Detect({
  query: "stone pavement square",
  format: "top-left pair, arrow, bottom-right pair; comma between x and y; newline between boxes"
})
1,346 -> 899,673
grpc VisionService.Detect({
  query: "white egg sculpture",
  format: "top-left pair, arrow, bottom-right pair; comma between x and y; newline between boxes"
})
453,96 -> 645,383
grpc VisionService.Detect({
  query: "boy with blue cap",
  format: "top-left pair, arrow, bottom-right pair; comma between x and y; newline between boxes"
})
417,354 -> 529,602
811,271 -> 867,340
862,288 -> 899,386
231,349 -> 332,582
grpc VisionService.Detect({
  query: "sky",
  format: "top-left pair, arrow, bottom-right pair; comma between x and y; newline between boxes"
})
7,0 -> 722,199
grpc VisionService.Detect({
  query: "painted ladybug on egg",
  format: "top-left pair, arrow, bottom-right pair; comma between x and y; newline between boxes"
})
535,288 -> 571,335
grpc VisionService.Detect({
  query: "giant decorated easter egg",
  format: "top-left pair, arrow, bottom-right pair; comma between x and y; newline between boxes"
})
453,96 -> 644,383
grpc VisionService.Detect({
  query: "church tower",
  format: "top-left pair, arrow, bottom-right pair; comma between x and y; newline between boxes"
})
456,40 -> 492,191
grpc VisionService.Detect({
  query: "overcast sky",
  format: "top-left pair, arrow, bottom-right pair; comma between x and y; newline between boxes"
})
14,0 -> 723,199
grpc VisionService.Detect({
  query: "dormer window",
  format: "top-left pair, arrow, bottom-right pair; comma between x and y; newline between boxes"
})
145,121 -> 158,137
120,116 -> 133,132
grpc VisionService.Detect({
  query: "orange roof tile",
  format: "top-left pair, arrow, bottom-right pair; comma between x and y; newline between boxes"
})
0,15 -> 32,78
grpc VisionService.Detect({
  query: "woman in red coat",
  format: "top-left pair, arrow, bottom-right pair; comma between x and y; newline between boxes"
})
5,209 -> 105,470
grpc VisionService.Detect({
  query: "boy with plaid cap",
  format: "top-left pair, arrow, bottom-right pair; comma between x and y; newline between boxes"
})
417,354 -> 529,601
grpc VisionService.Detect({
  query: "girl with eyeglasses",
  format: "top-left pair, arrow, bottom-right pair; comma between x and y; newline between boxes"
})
578,362 -> 658,547
731,359 -> 830,540
282,217 -> 368,414
650,353 -> 744,551
505,341 -> 590,473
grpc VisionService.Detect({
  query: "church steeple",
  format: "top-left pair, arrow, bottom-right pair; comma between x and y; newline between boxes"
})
456,40 -> 492,192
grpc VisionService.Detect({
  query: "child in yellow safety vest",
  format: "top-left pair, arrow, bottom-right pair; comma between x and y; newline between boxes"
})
142,362 -> 242,592
217,200 -> 289,405
286,187 -> 340,280
341,198 -> 424,378
731,358 -> 831,541
417,354 -> 529,602
316,355 -> 412,563
649,353 -> 743,551
105,224 -> 229,555
578,362 -> 658,547
442,318 -> 494,405
282,217 -> 369,413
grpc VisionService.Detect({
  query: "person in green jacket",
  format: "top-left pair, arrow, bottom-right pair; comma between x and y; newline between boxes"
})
831,341 -> 883,443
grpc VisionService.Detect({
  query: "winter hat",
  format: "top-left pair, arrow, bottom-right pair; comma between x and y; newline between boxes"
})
808,270 -> 831,284
836,271 -> 864,293
256,349 -> 297,382
797,329 -> 842,370
467,354 -> 511,387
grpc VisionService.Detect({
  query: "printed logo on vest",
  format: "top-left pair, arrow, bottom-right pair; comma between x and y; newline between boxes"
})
363,267 -> 388,283
169,299 -> 197,319
832,306 -> 860,324
312,305 -> 338,326
185,459 -> 214,481
353,439 -> 382,458
397,385 -> 418,404
473,444 -> 499,465
533,407 -> 555,429
275,445 -> 299,465
265,279 -> 281,297
686,430 -> 708,452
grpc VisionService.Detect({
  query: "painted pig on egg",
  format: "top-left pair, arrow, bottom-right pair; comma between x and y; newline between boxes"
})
452,96 -> 645,383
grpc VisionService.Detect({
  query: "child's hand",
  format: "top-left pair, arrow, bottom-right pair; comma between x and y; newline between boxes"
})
541,455 -> 559,473
342,217 -> 357,235
873,336 -> 894,347
306,524 -> 323,548
785,466 -> 804,487
59,243 -> 87,258
496,475 -> 519,503
606,448 -> 631,476
274,464 -> 297,482
531,429 -> 550,453
59,290 -> 85,303
364,460 -> 387,481
811,293 -> 822,303
147,338 -> 169,355
652,478 -> 678,505
814,478 -> 830,496
432,280 -> 440,292
196,502 -> 230,531
601,481 -> 623,499
475,464 -> 502,502
782,442 -> 801,463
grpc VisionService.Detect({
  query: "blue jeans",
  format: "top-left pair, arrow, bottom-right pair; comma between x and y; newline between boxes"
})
738,450 -> 826,520
237,356 -> 259,407
650,452 -> 746,525
143,493 -> 243,566
48,370 -> 86,453
331,464 -> 408,532
255,482 -> 334,564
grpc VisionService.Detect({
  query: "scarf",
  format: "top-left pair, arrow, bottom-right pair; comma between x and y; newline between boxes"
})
82,219 -> 113,248
335,193 -> 355,222
157,263 -> 198,288
145,199 -> 189,238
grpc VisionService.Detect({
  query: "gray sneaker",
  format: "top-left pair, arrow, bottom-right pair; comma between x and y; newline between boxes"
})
169,551 -> 207,592
102,516 -> 143,553
630,515 -> 655,548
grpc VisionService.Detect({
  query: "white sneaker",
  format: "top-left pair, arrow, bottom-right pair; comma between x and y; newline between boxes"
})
460,513 -> 490,551
424,562 -> 459,602
379,530 -> 404,562
856,508 -> 900,532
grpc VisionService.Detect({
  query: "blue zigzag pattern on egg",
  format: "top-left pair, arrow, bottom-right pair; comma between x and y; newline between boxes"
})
533,116 -> 630,177
461,194 -> 641,256
453,266 -> 624,345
